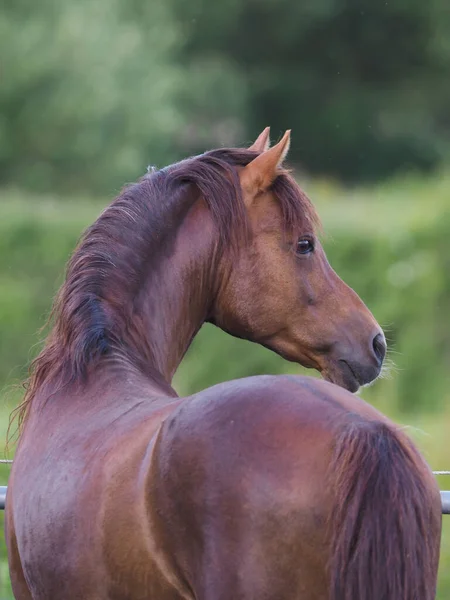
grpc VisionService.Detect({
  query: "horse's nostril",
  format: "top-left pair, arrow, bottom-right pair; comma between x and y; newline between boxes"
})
372,333 -> 387,365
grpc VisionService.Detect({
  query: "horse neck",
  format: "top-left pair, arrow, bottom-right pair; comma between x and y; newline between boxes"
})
132,198 -> 218,386
29,183 -> 226,418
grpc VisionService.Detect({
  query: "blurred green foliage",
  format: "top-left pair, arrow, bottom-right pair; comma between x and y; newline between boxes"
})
1,0 -> 450,194
0,0 -> 185,193
173,0 -> 450,181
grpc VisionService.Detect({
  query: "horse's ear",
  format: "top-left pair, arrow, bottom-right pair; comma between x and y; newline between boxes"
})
241,130 -> 291,199
248,127 -> 271,153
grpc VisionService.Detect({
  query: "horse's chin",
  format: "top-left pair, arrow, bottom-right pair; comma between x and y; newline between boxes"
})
320,363 -> 361,394
262,338 -> 364,393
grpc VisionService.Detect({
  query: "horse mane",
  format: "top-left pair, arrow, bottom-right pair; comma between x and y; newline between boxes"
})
13,147 -> 319,432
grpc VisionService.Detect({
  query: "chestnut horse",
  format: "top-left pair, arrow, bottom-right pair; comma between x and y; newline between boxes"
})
6,129 -> 442,599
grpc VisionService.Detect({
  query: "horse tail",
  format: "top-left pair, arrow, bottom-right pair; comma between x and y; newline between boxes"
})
328,418 -> 441,600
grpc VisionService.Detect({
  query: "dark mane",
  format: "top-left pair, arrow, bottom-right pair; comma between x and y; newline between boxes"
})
14,147 -> 319,428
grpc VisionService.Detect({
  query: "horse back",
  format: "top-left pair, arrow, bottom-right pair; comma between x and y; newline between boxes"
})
146,374 -> 440,600
144,375 -> 381,599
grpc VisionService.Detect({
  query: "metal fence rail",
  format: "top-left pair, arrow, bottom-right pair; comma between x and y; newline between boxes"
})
442,491 -> 450,514
0,485 -> 448,513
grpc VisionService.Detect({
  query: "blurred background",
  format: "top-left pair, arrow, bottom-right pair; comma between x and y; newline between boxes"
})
0,0 -> 449,596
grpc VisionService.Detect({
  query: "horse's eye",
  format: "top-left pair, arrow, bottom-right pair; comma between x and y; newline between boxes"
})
296,238 -> 314,255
